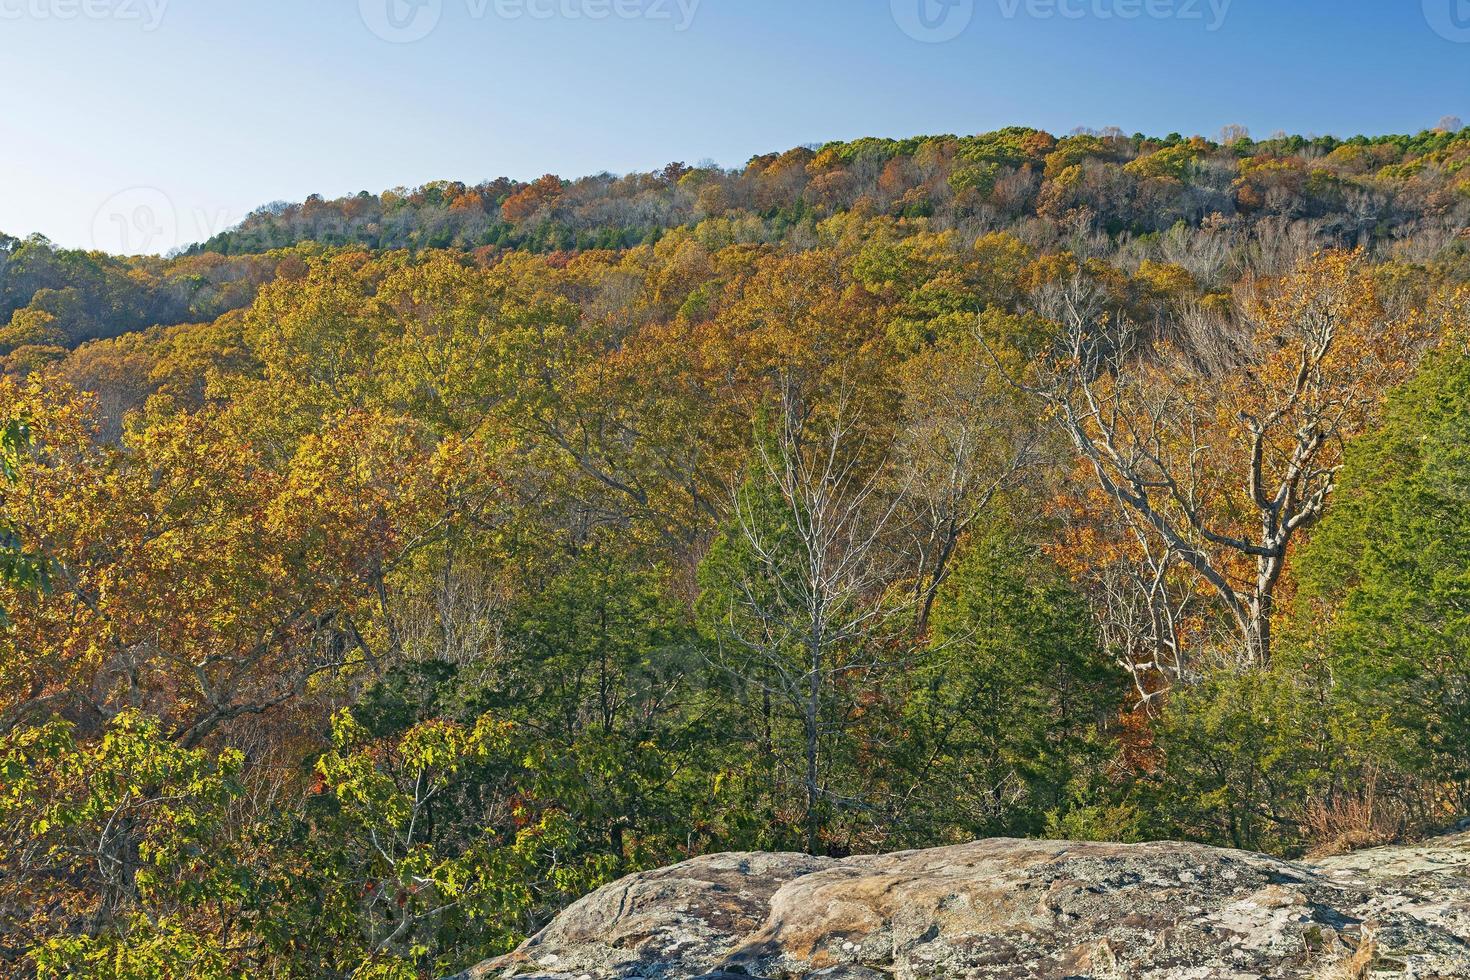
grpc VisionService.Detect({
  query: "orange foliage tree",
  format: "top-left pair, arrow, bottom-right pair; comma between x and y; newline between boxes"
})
1025,252 -> 1425,674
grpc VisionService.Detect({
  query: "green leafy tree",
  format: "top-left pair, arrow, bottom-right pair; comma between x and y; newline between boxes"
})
480,538 -> 728,869
891,527 -> 1125,843
0,712 -> 244,979
1145,666 -> 1319,852
0,415 -> 48,625
1294,345 -> 1470,814
307,709 -> 542,975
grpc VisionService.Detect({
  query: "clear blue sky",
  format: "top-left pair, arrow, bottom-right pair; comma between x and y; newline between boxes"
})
2,0 -> 1466,253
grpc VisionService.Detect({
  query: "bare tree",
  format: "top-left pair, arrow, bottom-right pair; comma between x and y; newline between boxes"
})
705,386 -> 913,853
1004,255 -> 1413,669
1219,124 -> 1251,147
1069,498 -> 1199,707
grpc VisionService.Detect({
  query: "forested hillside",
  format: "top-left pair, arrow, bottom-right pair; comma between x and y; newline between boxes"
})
196,126 -> 1470,255
3,126 -> 1470,978
9,125 -> 1470,365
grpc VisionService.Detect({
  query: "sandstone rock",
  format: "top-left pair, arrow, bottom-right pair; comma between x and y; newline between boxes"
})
456,833 -> 1470,980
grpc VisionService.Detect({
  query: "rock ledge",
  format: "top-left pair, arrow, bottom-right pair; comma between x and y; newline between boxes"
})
457,833 -> 1470,979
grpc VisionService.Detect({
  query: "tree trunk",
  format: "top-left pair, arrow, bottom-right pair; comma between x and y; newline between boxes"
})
804,638 -> 821,855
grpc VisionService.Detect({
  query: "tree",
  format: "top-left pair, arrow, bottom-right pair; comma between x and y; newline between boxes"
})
698,393 -> 913,854
0,411 -> 48,625
309,709 -> 543,974
1019,253 -> 1422,669
1219,124 -> 1251,147
479,537 -> 726,870
0,712 -> 244,978
501,175 -> 564,224
0,366 -> 492,747
891,527 -> 1123,843
1293,342 -> 1470,812
893,330 -> 1040,634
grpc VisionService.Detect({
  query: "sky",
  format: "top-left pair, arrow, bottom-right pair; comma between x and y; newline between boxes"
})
1,0 -> 1467,254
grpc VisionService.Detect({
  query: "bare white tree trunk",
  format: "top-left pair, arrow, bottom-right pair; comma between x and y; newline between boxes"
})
709,385 -> 914,854
1004,269 -> 1373,672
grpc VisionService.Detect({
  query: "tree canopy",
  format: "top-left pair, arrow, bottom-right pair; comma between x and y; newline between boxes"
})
2,127 -> 1470,976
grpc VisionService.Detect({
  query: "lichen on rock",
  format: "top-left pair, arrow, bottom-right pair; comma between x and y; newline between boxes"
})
452,833 -> 1470,980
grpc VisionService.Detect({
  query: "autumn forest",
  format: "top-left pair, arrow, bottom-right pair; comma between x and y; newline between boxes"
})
4,125 -> 1470,977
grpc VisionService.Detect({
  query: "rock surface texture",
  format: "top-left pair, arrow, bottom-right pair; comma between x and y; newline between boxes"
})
455,832 -> 1470,979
